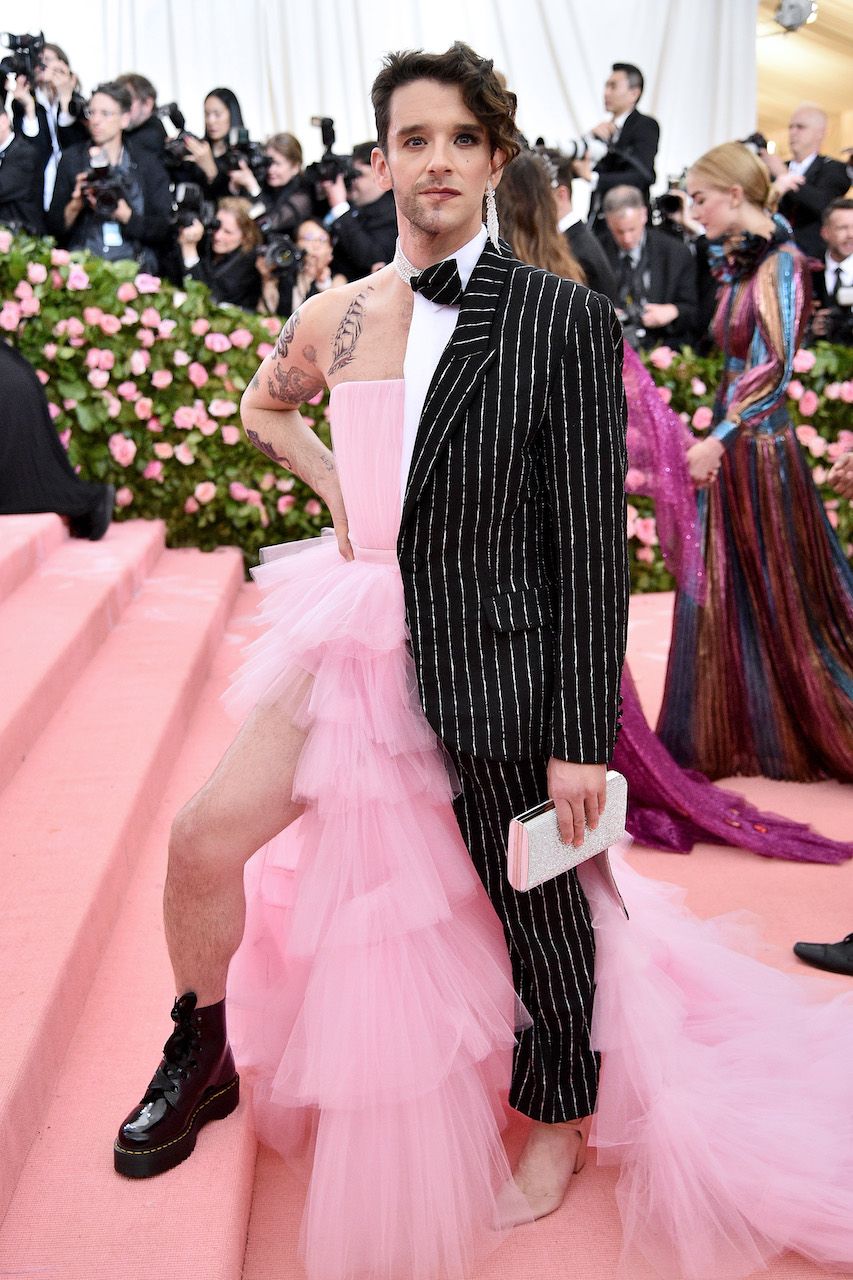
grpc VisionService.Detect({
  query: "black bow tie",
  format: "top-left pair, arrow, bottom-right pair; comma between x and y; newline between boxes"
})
410,258 -> 465,306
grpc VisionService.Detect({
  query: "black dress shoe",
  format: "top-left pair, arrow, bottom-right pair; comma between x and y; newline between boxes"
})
114,992 -> 239,1178
793,933 -> 853,977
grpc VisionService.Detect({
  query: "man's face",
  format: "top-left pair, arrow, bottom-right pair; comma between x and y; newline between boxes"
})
127,95 -> 154,129
35,47 -> 64,90
788,108 -> 824,161
348,159 -> 383,207
822,209 -> 853,261
86,93 -> 127,148
603,70 -> 639,117
606,207 -> 647,251
373,79 -> 503,248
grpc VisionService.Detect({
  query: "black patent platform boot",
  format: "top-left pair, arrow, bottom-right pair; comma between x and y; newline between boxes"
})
114,992 -> 239,1178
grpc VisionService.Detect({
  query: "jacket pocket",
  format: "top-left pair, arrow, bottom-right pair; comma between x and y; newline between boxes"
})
484,585 -> 553,633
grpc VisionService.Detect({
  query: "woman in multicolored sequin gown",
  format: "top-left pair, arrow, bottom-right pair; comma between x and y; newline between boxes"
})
657,143 -> 853,782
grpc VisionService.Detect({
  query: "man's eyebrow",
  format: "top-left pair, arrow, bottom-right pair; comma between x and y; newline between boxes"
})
395,122 -> 485,138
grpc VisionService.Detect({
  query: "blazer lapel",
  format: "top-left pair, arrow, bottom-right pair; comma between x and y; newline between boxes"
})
400,240 -> 513,528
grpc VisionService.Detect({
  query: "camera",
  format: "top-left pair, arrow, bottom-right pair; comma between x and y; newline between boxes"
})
303,117 -> 356,191
83,154 -> 127,218
616,298 -> 648,350
0,30 -> 45,88
652,172 -> 688,238
172,181 -> 217,231
222,128 -> 271,182
156,102 -> 196,170
559,135 -> 597,164
262,233 -> 304,274
741,132 -> 769,155
819,284 -> 853,344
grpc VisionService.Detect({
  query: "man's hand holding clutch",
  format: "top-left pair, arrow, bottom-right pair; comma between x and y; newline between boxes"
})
547,759 -> 607,848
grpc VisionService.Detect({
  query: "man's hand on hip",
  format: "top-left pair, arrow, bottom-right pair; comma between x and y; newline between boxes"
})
547,759 -> 607,848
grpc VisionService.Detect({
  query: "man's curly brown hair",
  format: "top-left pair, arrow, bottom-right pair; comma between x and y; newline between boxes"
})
371,42 -> 520,164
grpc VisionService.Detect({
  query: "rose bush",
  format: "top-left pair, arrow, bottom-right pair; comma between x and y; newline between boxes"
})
0,229 -> 850,588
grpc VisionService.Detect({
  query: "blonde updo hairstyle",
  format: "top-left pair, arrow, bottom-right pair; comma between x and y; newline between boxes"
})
689,142 -> 778,214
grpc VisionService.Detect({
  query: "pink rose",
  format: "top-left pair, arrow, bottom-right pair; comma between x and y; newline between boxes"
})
135,397 -> 154,419
137,328 -> 156,348
48,402 -> 61,420
19,296 -> 40,317
624,467 -> 646,491
213,361 -> 229,377
172,405 -> 198,430
130,350 -> 150,376
635,516 -> 658,546
28,262 -> 48,285
99,314 -> 122,336
135,273 -> 161,294
36,369 -> 49,385
229,481 -> 250,501
256,343 -> 274,359
0,302 -> 21,331
657,385 -> 672,404
117,381 -> 139,400
194,481 -> 217,504
807,435 -> 828,458
208,398 -> 237,418
62,398 -> 77,411
151,368 -> 173,389
798,389 -> 819,417
839,430 -> 853,450
121,308 -> 139,326
691,406 -> 713,431
635,546 -> 655,564
140,307 -> 161,327
100,350 -> 115,371
14,280 -> 34,300
221,426 -> 241,445
304,498 -> 322,517
85,348 -> 103,369
264,317 -> 280,335
88,368 -> 110,389
67,317 -> 85,338
66,265 -> 90,291
276,477 -> 294,493
115,487 -> 134,508
108,433 -> 137,467
173,350 -> 190,367
812,466 -> 828,485
229,327 -> 254,349
188,362 -> 209,388
184,496 -> 199,514
42,342 -> 58,360
59,429 -> 71,449
259,472 -> 275,491
146,417 -> 162,433
191,318 -> 211,336
105,395 -> 122,419
116,281 -> 138,303
824,382 -> 842,401
825,504 -> 839,529
174,443 -> 195,465
690,377 -> 706,396
649,346 -> 675,370
795,424 -> 817,443
198,418 -> 218,437
277,494 -> 296,514
786,379 -> 804,401
154,442 -> 174,459
83,305 -> 103,325
792,348 -> 816,374
840,381 -> 853,404
0,229 -> 13,253
143,460 -> 164,481
158,319 -> 177,338
204,331 -> 232,353
50,248 -> 71,266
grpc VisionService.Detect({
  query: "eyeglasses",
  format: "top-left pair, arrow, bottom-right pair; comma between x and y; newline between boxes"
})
299,234 -> 330,245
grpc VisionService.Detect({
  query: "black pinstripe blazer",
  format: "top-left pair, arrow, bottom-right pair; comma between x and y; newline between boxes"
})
398,239 -> 629,764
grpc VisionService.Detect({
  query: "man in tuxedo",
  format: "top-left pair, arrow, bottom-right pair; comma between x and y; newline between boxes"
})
601,184 -> 699,349
809,198 -> 853,345
10,42 -> 88,210
321,141 -> 398,279
763,104 -> 850,262
553,152 -> 618,300
580,62 -> 659,232
115,43 -> 628,1221
0,104 -> 44,233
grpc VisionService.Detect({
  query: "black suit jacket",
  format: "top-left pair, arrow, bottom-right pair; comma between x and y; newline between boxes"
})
779,155 -> 850,261
398,239 -> 628,763
592,109 -> 659,211
564,220 -> 618,301
601,226 -> 699,348
11,100 -> 88,171
0,135 -> 44,234
330,190 -> 398,281
46,139 -> 172,253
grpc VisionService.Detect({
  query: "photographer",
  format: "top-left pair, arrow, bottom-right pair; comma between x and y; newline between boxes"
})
46,82 -> 171,272
114,72 -> 166,158
761,105 -> 850,261
651,183 -> 717,349
810,198 -> 853,346
321,140 -> 397,280
600,184 -> 698,350
240,132 -> 312,233
9,39 -> 88,208
178,196 -> 262,311
0,101 -> 44,233
256,218 -> 346,318
176,87 -> 251,200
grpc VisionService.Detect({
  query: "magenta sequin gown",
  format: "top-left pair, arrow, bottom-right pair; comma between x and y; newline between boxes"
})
224,379 -> 853,1280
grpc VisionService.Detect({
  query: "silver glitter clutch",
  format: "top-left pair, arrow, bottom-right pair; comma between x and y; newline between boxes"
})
507,770 -> 628,892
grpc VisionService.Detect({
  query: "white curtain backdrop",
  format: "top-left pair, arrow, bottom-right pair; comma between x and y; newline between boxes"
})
3,0 -> 758,198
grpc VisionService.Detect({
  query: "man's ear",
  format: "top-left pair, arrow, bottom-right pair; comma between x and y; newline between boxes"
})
372,145 -> 392,193
489,148 -> 508,188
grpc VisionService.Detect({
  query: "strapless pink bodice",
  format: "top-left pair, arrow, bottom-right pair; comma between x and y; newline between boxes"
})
329,379 -> 404,554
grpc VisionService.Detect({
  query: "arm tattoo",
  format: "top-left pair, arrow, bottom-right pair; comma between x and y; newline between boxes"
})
328,289 -> 371,375
248,370 -> 261,391
246,428 -> 291,468
273,311 -> 299,360
266,364 -> 325,407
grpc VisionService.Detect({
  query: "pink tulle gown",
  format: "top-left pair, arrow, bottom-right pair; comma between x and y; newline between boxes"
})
225,379 -> 853,1280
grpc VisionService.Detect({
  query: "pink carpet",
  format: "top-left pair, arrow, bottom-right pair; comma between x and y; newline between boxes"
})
0,521 -> 850,1280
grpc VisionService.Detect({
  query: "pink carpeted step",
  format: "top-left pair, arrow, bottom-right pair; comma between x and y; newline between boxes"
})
0,543 -> 244,1223
0,583 -> 260,1279
0,513 -> 67,604
0,519 -> 166,788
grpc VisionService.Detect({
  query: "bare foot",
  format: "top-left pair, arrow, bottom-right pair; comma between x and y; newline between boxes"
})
511,1116 -> 591,1221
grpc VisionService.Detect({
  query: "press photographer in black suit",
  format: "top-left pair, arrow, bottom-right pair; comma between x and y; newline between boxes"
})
762,105 -> 850,262
321,140 -> 398,280
552,152 -> 617,301
809,198 -> 853,346
0,102 -> 44,233
573,63 -> 659,231
114,73 -> 167,159
10,42 -> 88,208
601,184 -> 698,350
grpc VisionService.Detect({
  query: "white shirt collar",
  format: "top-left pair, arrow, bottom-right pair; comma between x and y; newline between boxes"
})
451,225 -> 488,290
612,110 -> 631,130
558,210 -> 582,233
789,152 -> 817,176
826,250 -> 853,279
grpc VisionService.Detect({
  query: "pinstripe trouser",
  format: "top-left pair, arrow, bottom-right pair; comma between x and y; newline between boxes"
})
447,750 -> 599,1124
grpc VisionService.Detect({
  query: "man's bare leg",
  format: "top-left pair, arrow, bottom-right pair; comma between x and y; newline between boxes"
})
512,1116 -> 592,1220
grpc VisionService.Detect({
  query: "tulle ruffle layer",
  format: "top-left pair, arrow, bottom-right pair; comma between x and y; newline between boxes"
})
225,543 -> 530,1280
